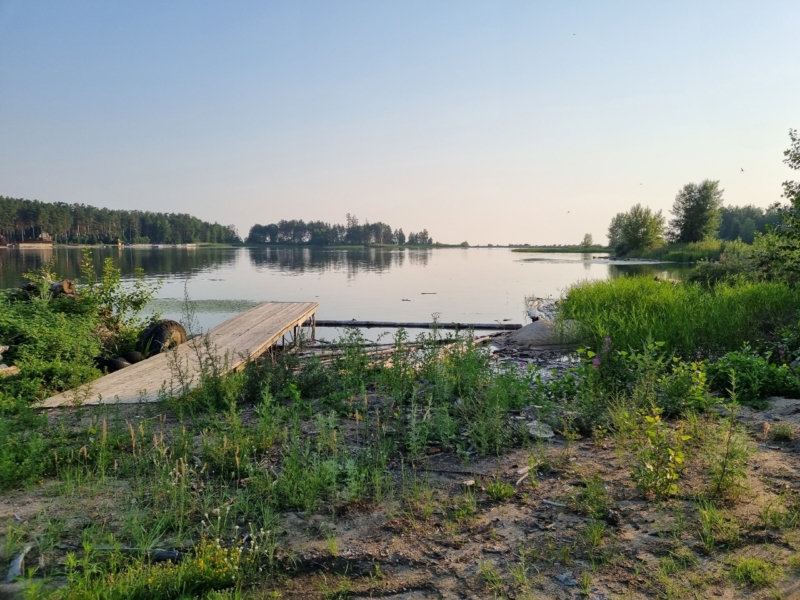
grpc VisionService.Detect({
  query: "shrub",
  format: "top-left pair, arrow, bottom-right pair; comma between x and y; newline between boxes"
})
707,346 -> 800,408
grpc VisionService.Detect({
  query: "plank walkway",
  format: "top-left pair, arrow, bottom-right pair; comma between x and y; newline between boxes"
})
40,302 -> 318,408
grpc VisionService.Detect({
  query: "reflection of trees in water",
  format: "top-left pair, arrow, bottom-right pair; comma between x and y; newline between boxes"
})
0,247 -> 238,289
609,263 -> 694,280
248,247 -> 430,277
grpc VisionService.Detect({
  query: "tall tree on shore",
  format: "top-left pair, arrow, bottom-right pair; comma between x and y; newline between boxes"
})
580,233 -> 593,248
758,129 -> 800,279
668,180 -> 724,243
607,204 -> 665,254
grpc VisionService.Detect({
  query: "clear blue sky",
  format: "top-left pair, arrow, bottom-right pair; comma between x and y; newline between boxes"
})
1,1 -> 798,244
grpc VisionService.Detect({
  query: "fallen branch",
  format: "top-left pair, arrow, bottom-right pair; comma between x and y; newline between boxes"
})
56,543 -> 184,562
313,319 -> 521,331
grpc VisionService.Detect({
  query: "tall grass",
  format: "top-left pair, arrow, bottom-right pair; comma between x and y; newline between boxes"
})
559,276 -> 800,356
626,240 -> 749,263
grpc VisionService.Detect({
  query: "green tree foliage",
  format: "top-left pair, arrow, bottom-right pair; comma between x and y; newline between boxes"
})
581,233 -> 593,248
718,205 -> 780,243
607,204 -> 665,254
247,215 -> 431,246
669,180 -> 724,243
607,213 -> 625,249
752,129 -> 800,280
0,196 -> 240,245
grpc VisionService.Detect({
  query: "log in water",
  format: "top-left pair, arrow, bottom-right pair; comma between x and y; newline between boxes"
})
313,320 -> 521,330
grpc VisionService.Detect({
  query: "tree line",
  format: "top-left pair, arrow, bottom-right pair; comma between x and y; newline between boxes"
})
247,213 -> 433,246
607,180 -> 784,254
0,196 -> 241,245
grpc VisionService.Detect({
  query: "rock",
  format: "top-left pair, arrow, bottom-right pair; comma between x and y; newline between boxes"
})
526,420 -> 555,439
605,509 -> 621,527
555,571 -> 578,586
500,319 -> 579,352
0,365 -> 20,378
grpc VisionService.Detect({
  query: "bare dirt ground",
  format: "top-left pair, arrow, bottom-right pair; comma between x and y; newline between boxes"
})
2,397 -> 799,599
264,401 -> 800,599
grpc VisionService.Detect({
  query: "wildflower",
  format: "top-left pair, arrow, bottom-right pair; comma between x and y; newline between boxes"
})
603,337 -> 612,351
779,349 -> 785,355
591,357 -> 601,368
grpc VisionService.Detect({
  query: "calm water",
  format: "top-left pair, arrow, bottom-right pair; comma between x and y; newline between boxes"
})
0,247 -> 690,340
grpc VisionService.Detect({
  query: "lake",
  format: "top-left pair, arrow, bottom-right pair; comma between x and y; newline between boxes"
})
0,247 -> 690,341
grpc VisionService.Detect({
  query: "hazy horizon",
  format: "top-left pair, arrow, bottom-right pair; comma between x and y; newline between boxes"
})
1,2 -> 798,245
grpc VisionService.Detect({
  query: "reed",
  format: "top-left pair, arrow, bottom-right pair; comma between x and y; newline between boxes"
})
559,276 -> 800,357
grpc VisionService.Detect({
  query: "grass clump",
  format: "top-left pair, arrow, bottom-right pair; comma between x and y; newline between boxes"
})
768,422 -> 795,441
485,480 -> 515,502
57,536 -> 261,600
730,556 -> 782,589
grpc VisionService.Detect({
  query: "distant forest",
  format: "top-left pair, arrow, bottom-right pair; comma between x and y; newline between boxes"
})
718,205 -> 781,243
247,214 -> 433,245
0,196 -> 240,244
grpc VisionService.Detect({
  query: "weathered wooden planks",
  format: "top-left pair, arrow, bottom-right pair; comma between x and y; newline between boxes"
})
39,302 -> 318,407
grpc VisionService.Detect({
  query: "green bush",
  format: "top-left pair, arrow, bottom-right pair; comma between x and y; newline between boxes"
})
707,346 -> 800,408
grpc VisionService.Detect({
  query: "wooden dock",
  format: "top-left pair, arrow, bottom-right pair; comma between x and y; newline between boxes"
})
40,302 -> 318,408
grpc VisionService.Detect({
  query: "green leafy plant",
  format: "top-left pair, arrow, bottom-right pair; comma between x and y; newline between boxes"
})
707,345 -> 800,408
707,389 -> 753,499
629,408 -> 689,499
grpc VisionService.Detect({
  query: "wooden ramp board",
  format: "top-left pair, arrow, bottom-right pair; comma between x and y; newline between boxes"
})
40,301 -> 318,408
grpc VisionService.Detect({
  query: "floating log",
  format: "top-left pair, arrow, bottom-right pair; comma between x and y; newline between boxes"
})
313,320 -> 521,331
20,279 -> 76,298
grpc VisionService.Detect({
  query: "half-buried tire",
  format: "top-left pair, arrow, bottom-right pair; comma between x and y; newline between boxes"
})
137,320 -> 188,357
121,350 -> 144,364
96,356 -> 131,373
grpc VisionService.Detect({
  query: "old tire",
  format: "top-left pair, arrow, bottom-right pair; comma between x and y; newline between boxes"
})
137,320 -> 187,356
96,356 -> 131,373
121,350 -> 144,364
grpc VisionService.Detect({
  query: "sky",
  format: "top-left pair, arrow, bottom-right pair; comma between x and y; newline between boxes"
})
1,1 -> 799,245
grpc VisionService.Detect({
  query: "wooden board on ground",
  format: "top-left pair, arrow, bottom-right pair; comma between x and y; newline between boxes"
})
39,302 -> 318,408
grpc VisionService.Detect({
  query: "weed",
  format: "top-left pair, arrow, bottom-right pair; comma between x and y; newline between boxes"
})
707,395 -> 753,499
760,492 -> 800,531
769,422 -> 795,441
479,559 -> 503,593
696,500 -> 740,552
584,520 -> 606,552
730,556 -> 782,589
788,554 -> 800,572
326,534 -> 338,557
485,480 -> 515,502
580,571 -> 592,595
569,474 -> 611,519
627,408 -> 689,499
659,546 -> 698,575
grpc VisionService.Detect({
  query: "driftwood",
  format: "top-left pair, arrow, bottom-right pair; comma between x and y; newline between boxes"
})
314,320 -> 521,331
6,544 -> 32,582
19,279 -> 76,298
56,543 -> 184,562
305,332 -> 501,366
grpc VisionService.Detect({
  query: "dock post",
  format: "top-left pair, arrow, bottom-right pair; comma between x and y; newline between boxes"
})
312,314 -> 316,342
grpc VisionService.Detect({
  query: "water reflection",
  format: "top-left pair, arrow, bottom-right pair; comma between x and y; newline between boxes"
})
0,247 -> 238,288
247,247 -> 430,277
